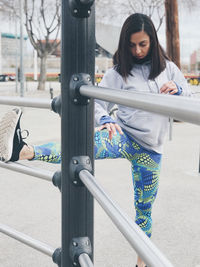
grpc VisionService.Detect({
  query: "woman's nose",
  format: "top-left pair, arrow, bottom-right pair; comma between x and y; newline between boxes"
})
136,46 -> 141,54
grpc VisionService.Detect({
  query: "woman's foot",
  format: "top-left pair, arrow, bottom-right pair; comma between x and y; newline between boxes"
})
136,256 -> 147,267
0,108 -> 32,162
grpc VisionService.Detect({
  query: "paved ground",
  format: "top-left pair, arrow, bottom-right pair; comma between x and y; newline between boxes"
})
0,82 -> 200,267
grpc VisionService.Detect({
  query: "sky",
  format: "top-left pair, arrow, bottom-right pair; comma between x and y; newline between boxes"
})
158,4 -> 200,64
0,2 -> 200,65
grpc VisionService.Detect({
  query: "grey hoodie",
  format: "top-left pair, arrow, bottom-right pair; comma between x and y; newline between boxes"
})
95,60 -> 192,154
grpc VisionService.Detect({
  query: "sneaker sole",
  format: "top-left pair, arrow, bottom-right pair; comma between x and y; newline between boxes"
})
0,108 -> 22,162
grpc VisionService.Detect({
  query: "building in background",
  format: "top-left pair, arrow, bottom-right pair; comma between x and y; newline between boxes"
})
190,49 -> 200,73
0,32 -> 28,73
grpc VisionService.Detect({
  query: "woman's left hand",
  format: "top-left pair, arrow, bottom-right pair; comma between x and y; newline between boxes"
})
160,81 -> 178,95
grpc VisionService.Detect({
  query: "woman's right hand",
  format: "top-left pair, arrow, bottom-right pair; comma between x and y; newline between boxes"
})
97,123 -> 123,140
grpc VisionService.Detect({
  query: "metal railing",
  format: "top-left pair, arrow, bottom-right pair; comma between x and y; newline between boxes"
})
79,170 -> 173,267
0,0 -> 199,267
80,84 -> 200,125
0,96 -> 52,109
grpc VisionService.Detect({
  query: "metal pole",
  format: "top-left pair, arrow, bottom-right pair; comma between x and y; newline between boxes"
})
169,117 -> 173,141
15,14 -> 19,93
0,223 -> 55,257
0,161 -> 54,182
61,0 -> 95,266
19,0 -> 24,97
79,253 -> 94,267
0,96 -> 52,109
80,85 -> 200,125
34,50 -> 38,81
79,170 -> 174,267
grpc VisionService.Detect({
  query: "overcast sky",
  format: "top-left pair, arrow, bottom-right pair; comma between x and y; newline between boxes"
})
0,2 -> 199,64
157,4 -> 200,64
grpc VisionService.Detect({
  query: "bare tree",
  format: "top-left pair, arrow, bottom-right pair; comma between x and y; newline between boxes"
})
24,0 -> 61,90
96,0 -> 165,32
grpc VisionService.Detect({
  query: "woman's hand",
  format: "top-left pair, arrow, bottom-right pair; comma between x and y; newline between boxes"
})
160,81 -> 178,95
97,123 -> 123,140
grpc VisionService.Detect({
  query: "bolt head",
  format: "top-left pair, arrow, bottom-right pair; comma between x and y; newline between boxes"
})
73,159 -> 78,164
73,9 -> 78,14
74,98 -> 78,103
73,76 -> 79,81
72,241 -> 78,247
88,9 -> 91,14
73,181 -> 78,185
87,99 -> 90,103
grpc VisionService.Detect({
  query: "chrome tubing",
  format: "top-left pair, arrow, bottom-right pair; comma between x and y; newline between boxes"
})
0,96 -> 52,109
79,253 -> 94,267
0,161 -> 54,182
79,169 -> 174,267
0,223 -> 55,257
80,85 -> 200,125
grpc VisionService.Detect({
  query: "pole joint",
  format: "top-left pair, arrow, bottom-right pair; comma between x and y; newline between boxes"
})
52,247 -> 62,267
70,73 -> 92,105
69,0 -> 94,18
51,95 -> 61,115
70,156 -> 92,186
69,237 -> 92,266
52,171 -> 61,191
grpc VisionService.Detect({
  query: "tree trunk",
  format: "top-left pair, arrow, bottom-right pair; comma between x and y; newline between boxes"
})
38,54 -> 47,90
165,0 -> 180,68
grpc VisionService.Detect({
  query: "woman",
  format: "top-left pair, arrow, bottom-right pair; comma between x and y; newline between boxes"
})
0,13 -> 191,267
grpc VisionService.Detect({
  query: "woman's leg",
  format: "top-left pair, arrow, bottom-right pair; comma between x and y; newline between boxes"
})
131,150 -> 162,238
130,150 -> 161,267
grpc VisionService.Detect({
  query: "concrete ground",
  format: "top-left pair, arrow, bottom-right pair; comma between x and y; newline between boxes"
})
0,82 -> 200,267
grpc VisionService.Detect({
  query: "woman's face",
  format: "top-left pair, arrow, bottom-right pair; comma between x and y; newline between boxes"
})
129,31 -> 151,59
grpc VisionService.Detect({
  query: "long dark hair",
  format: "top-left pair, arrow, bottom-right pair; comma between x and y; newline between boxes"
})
113,13 -> 169,80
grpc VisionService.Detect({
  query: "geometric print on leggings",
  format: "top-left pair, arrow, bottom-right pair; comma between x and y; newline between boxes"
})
94,129 -> 162,238
32,129 -> 162,237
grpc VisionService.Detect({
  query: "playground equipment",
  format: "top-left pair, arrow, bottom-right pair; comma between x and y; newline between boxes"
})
1,1 -> 200,267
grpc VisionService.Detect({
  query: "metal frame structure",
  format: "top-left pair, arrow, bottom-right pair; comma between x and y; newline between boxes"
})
0,0 -> 200,267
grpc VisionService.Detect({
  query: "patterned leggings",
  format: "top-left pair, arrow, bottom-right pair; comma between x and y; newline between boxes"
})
33,130 -> 162,238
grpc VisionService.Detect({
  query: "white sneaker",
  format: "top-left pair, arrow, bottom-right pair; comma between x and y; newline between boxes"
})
0,108 -> 28,162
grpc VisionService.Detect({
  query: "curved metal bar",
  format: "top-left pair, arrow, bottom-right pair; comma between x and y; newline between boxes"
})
0,96 -> 52,109
0,223 -> 55,257
80,85 -> 200,125
79,253 -> 94,267
0,161 -> 54,182
79,169 -> 174,267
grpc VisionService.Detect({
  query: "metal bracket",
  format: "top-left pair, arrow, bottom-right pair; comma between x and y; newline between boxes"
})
69,0 -> 94,18
69,237 -> 92,266
70,156 -> 92,186
52,247 -> 62,267
51,95 -> 61,116
70,73 -> 92,105
52,171 -> 61,191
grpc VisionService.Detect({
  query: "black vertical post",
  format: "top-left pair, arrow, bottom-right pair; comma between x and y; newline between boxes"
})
61,0 -> 95,266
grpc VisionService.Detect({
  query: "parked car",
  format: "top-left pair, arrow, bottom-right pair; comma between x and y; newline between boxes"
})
0,74 -> 16,82
0,74 -> 9,82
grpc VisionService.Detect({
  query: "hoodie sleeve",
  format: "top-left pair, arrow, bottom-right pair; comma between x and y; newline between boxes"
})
95,68 -> 123,126
167,61 -> 192,97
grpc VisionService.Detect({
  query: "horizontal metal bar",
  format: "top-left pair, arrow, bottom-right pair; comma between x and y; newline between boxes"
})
80,85 -> 200,125
0,223 -> 55,257
0,96 -> 52,109
0,161 -> 54,182
79,170 -> 174,267
79,253 -> 94,267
